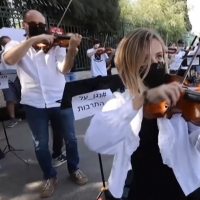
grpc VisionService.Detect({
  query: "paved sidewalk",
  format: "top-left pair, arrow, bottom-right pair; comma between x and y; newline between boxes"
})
0,118 -> 113,200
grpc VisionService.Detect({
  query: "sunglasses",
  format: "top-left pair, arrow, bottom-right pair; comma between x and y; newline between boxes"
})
24,21 -> 47,28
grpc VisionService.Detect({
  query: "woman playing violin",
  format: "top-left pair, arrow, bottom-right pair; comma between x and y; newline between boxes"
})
85,27 -> 200,200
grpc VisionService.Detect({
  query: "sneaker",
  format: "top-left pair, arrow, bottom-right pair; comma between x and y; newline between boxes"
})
7,119 -> 17,128
52,154 -> 67,168
70,169 -> 88,185
40,178 -> 58,198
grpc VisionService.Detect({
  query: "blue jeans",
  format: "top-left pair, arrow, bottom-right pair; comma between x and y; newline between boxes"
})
65,72 -> 76,82
23,105 -> 79,179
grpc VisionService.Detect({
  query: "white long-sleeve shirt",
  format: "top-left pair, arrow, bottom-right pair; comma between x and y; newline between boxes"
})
85,90 -> 200,198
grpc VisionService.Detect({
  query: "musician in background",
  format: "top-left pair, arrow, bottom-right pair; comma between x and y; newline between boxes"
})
0,36 -> 21,128
107,38 -> 122,75
1,10 -> 88,198
169,39 -> 186,75
86,42 -> 114,77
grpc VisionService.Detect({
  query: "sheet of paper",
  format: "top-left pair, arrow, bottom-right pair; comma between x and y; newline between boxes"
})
187,57 -> 199,66
0,75 -> 8,89
72,89 -> 113,120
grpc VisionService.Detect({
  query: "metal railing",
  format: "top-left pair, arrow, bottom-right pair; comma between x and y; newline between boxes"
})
0,6 -> 124,71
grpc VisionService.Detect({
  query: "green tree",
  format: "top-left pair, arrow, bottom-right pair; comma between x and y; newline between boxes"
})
175,0 -> 192,31
16,0 -> 121,31
120,0 -> 192,42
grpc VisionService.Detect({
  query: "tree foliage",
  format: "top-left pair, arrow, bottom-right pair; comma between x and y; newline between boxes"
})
120,0 -> 192,42
41,0 -> 121,31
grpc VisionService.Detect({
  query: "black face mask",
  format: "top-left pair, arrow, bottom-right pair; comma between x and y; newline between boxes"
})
140,62 -> 167,88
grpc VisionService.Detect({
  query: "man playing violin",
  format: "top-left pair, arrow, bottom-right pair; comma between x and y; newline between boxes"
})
1,10 -> 88,198
87,42 -> 115,77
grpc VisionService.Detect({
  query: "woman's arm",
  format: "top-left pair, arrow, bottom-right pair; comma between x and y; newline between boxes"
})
84,91 -> 143,155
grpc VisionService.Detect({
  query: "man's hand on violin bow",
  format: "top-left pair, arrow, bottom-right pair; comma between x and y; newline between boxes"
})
32,34 -> 55,44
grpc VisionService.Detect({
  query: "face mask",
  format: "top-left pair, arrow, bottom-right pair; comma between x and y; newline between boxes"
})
94,44 -> 100,49
140,62 -> 167,88
178,47 -> 184,51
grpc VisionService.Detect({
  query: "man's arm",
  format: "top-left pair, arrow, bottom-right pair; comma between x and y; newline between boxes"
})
3,38 -> 35,66
57,34 -> 82,74
87,48 -> 97,58
57,47 -> 78,74
3,34 -> 55,66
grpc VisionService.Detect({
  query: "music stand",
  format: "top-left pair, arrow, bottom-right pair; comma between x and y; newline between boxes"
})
0,69 -> 28,164
58,75 -> 125,200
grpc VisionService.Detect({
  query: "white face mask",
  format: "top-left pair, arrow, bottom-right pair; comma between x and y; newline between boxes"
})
94,44 -> 100,49
178,47 -> 184,51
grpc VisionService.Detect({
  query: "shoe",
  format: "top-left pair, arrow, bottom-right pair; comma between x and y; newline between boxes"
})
40,178 -> 58,198
7,119 -> 17,128
70,169 -> 88,185
52,154 -> 67,168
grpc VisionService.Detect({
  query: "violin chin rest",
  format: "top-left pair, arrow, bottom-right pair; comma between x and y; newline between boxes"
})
184,89 -> 200,102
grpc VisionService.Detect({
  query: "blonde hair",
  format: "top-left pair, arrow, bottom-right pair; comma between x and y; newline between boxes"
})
115,27 -> 168,94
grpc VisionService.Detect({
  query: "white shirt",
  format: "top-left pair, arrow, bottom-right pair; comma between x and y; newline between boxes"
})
85,90 -> 200,198
87,48 -> 108,77
1,40 -> 66,108
170,50 -> 185,70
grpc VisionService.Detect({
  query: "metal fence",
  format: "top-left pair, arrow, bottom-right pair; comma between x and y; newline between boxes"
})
0,6 -> 124,71
1,5 -> 189,71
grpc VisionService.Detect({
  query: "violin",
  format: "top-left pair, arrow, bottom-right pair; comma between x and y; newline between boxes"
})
167,47 -> 177,54
95,47 -> 114,55
143,73 -> 200,123
35,33 -> 99,53
143,73 -> 200,125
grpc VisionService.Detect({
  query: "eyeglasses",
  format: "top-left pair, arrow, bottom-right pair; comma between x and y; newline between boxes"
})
24,21 -> 47,28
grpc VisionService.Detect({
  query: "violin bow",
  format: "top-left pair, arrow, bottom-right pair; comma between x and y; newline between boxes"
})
103,34 -> 108,48
53,0 -> 73,35
181,37 -> 200,85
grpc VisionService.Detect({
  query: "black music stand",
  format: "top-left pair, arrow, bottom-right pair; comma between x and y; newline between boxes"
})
58,75 -> 125,200
0,106 -> 28,165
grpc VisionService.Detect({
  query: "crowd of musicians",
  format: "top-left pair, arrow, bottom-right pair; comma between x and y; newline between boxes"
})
1,8 -> 200,200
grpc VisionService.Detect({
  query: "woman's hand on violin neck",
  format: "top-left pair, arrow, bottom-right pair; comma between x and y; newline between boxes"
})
147,82 -> 183,106
32,34 -> 55,44
69,33 -> 82,49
